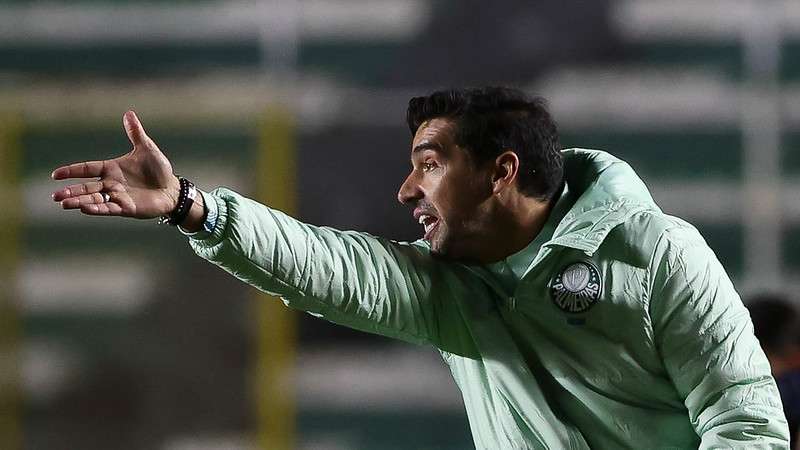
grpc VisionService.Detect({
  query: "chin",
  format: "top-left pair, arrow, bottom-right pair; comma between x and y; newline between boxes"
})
429,241 -> 467,262
429,247 -> 447,259
428,233 -> 485,263
428,240 -> 450,260
427,226 -> 471,262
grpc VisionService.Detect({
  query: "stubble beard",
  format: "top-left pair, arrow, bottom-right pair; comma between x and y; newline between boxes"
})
429,212 -> 492,264
428,220 -> 477,263
430,221 -> 468,262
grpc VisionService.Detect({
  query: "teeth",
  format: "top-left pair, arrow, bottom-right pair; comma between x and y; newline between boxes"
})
416,214 -> 438,236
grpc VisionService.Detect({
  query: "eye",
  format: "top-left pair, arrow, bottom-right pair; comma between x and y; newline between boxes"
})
422,161 -> 437,172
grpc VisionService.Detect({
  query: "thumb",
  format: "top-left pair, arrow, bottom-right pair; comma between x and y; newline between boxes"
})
123,110 -> 150,148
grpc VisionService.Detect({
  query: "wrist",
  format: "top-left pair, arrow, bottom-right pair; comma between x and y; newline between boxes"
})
167,175 -> 181,212
159,177 -> 197,226
179,191 -> 206,233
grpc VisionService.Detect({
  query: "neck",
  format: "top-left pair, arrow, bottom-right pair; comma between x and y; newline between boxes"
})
475,192 -> 554,264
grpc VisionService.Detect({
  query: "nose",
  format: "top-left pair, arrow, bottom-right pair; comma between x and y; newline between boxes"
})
397,172 -> 422,205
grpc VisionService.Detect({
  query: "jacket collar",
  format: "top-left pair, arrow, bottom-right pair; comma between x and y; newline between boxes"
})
544,149 -> 660,256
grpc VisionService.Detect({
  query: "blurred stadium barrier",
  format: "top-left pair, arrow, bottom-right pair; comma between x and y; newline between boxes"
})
0,114 -> 22,450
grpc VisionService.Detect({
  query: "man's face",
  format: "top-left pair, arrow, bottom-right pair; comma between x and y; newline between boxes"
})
397,118 -> 494,261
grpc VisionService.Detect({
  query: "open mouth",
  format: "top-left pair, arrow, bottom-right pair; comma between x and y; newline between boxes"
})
417,214 -> 441,241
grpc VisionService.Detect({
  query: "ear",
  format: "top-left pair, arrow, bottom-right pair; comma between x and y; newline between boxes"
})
491,150 -> 519,195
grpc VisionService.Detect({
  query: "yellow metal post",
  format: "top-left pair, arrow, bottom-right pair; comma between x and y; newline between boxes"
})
254,109 -> 297,450
0,114 -> 22,450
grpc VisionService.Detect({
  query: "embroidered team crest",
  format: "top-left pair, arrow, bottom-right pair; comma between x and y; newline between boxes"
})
550,261 -> 602,313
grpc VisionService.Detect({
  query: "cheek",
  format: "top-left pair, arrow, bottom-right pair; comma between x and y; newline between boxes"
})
436,177 -> 488,222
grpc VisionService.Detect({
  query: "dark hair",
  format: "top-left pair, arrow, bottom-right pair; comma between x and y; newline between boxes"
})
747,293 -> 800,353
406,87 -> 563,201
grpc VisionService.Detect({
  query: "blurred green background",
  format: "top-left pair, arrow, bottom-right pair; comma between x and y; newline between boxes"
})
0,0 -> 798,449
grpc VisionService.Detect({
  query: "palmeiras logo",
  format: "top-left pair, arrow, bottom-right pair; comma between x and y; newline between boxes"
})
549,261 -> 602,313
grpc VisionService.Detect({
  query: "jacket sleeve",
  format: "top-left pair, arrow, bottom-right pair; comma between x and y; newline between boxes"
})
186,187 -> 466,348
648,225 -> 790,448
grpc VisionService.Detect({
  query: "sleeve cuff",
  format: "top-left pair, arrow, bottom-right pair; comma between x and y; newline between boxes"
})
179,189 -> 224,240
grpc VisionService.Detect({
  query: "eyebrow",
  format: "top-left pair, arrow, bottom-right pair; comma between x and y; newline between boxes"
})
412,142 -> 443,154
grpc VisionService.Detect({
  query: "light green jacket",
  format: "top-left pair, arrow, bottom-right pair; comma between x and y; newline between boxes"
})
188,149 -> 789,449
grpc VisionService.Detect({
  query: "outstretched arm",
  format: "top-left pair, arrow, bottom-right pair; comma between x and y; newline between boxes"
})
51,112 -> 470,350
188,188 -> 464,346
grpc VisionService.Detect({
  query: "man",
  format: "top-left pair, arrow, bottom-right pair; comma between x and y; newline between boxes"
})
748,294 -> 800,448
52,87 -> 789,448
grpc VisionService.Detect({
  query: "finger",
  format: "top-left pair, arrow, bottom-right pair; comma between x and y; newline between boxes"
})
123,110 -> 150,148
52,180 -> 105,201
80,201 -> 123,216
51,160 -> 105,180
60,192 -> 108,210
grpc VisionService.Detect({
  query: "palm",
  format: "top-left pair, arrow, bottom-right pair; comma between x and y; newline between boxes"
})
51,111 -> 180,219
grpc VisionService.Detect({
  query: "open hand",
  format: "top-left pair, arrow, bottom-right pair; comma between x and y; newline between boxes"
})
51,111 -> 180,219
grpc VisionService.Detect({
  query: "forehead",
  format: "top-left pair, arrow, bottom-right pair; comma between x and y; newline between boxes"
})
412,117 -> 457,150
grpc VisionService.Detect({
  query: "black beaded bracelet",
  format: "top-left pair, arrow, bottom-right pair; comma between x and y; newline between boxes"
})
158,177 -> 197,226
